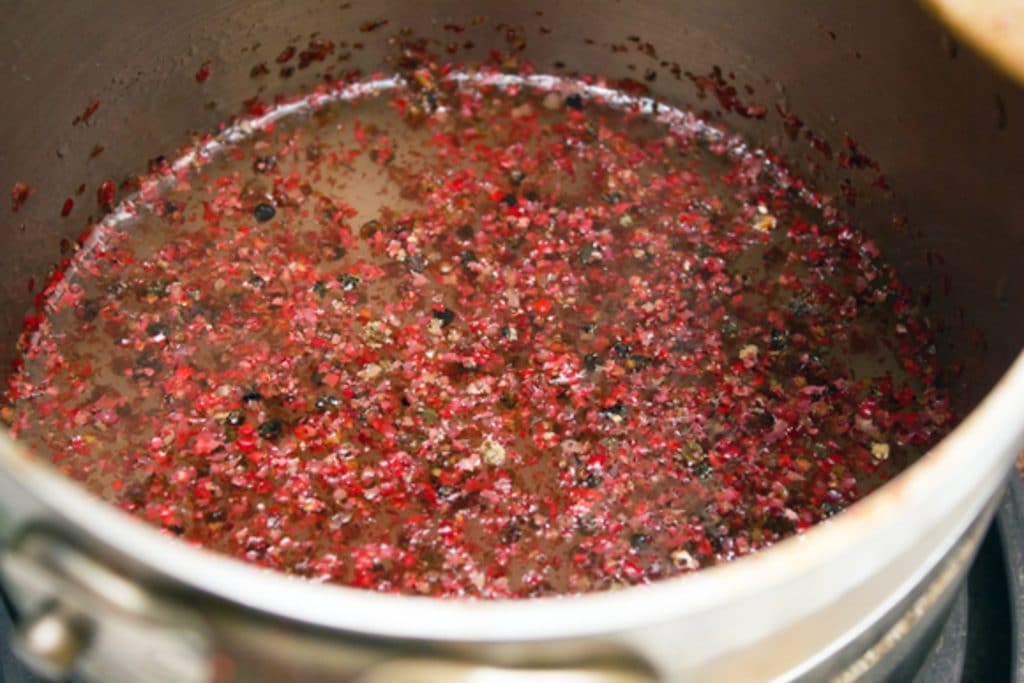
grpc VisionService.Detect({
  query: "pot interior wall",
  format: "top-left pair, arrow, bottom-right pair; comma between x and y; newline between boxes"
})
0,0 -> 1021,408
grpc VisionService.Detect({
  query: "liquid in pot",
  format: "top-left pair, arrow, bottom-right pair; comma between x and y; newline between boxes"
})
3,63 -> 954,597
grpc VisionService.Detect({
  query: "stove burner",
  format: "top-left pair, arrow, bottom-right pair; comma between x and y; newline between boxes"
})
0,481 -> 1021,682
905,476 -> 1024,683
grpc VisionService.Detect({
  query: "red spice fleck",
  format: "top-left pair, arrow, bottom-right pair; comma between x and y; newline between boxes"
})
10,182 -> 32,212
72,100 -> 101,126
60,198 -> 74,217
276,46 -> 296,64
359,19 -> 388,32
195,61 -> 212,83
298,38 -> 335,68
684,67 -> 765,119
530,298 -> 553,316
96,180 -> 116,210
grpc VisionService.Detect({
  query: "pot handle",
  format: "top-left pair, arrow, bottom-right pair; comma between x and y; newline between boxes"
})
353,658 -> 656,683
0,529 -> 212,683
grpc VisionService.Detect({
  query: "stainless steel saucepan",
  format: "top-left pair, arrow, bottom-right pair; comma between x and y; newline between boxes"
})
0,1 -> 1022,681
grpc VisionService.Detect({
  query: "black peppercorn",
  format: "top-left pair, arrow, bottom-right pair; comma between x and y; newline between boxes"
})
565,93 -> 584,110
257,419 -> 283,440
433,307 -> 456,327
253,203 -> 276,222
242,389 -> 263,403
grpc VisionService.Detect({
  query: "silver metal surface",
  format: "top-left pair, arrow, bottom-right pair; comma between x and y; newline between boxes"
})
0,1 -> 1021,682
353,660 -> 655,683
829,491 -> 1000,683
0,532 -> 210,683
11,603 -> 89,681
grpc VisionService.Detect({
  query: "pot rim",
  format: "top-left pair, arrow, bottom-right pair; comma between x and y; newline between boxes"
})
0,351 -> 1021,643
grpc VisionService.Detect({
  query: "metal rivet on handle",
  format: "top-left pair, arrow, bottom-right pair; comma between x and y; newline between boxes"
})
12,602 -> 91,681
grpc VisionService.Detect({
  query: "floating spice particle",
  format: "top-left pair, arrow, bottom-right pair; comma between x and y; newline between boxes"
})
257,419 -> 283,440
359,18 -> 388,32
629,532 -> 651,550
578,244 -> 600,265
314,395 -> 340,412
10,183 -> 31,212
670,549 -> 700,571
871,442 -> 891,461
480,438 -> 506,466
72,100 -> 100,126
77,299 -> 100,322
747,409 -> 775,433
97,180 -> 116,210
359,363 -> 383,380
500,522 -> 522,544
690,460 -> 713,480
145,323 -> 169,342
339,273 -> 360,291
739,344 -> 759,362
769,329 -> 788,351
360,219 -> 382,238
530,298 -> 553,316
362,320 -> 391,347
790,296 -> 813,317
626,355 -> 653,371
60,198 -> 74,217
432,307 -> 456,327
253,203 -> 276,222
276,46 -> 296,64
599,403 -> 626,422
206,509 -> 226,524
821,502 -> 842,518
753,213 -> 777,232
406,253 -> 428,273
253,156 -> 277,173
